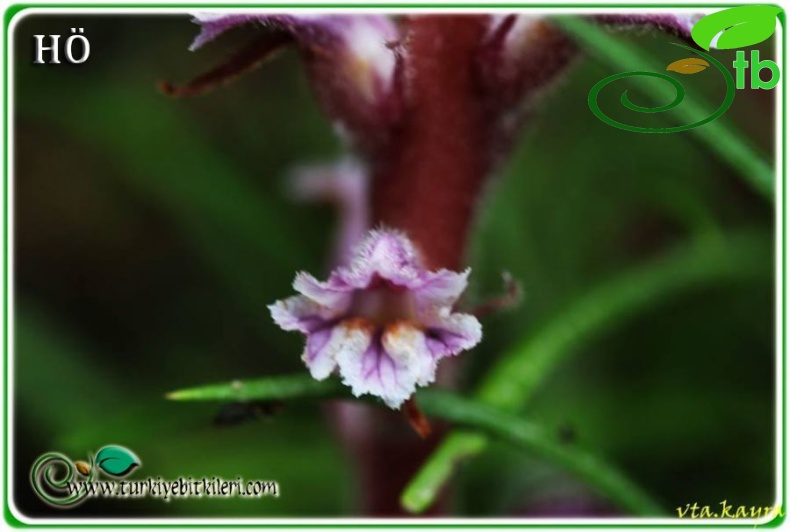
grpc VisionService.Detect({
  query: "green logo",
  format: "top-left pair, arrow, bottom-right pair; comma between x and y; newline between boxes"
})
30,445 -> 140,508
590,5 -> 782,133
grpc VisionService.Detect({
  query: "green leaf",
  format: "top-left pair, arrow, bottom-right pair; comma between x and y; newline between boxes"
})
166,232 -> 770,516
417,391 -> 664,516
402,231 -> 771,514
166,374 -> 343,402
95,445 -> 141,477
691,5 -> 782,51
167,375 -> 662,515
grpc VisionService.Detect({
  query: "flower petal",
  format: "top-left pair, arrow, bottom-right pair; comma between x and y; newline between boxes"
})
334,229 -> 425,289
302,325 -> 338,380
382,322 -> 437,388
301,320 -> 372,380
336,321 -> 435,408
268,294 -> 336,333
424,311 -> 483,359
188,13 -> 282,50
293,272 -> 353,310
414,268 -> 471,309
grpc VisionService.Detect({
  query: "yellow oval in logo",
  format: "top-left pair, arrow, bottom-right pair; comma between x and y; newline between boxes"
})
666,58 -> 710,74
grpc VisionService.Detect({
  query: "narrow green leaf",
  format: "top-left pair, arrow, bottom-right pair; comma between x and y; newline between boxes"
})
553,16 -> 774,199
402,231 -> 771,514
166,374 -> 342,402
417,391 -> 664,516
167,234 -> 769,516
15,306 -> 128,435
167,375 -> 663,515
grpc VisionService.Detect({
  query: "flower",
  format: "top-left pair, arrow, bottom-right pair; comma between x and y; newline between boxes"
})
185,13 -> 400,155
178,10 -> 700,405
268,229 -> 482,408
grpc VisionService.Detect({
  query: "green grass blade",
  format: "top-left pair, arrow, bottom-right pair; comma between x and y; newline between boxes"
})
475,233 -> 769,409
167,233 -> 770,515
167,375 -> 662,515
553,16 -> 774,199
417,390 -> 664,516
402,231 -> 771,513
166,374 -> 342,402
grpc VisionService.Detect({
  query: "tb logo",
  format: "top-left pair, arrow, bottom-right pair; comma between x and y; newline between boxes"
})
692,5 -> 781,90
589,5 -> 782,133
733,50 -> 779,90
33,27 -> 90,64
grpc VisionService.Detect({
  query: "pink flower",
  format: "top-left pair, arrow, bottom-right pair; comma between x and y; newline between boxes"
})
178,10 -> 700,408
268,229 -> 482,408
187,13 -> 400,155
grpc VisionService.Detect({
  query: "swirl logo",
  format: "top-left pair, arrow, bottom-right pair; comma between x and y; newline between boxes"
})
589,5 -> 782,133
30,445 -> 140,508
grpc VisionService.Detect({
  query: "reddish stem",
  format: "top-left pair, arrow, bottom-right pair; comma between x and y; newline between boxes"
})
344,15 -> 491,517
372,15 -> 491,271
404,397 -> 432,438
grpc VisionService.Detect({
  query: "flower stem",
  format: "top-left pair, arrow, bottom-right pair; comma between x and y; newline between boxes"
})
371,15 -> 491,270
362,15 -> 492,515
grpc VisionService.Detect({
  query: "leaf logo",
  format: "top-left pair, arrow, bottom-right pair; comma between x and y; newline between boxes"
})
74,460 -> 92,476
666,58 -> 710,75
691,5 -> 782,51
95,445 -> 140,477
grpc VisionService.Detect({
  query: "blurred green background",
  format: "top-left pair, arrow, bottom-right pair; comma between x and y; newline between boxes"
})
11,13 -> 775,518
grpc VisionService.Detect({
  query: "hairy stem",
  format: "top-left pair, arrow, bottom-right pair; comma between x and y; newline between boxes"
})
372,15 -> 491,270
352,15 -> 493,515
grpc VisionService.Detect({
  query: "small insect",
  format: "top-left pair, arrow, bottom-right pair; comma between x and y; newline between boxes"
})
213,400 -> 284,427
